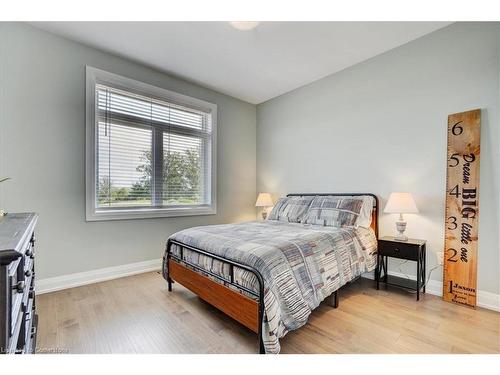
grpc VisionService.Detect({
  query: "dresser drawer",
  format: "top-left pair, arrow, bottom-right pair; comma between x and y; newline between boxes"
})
24,313 -> 38,354
9,260 -> 26,337
378,240 -> 419,261
19,295 -> 35,353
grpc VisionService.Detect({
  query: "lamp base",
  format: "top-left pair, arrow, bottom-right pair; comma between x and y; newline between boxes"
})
262,211 -> 268,220
394,233 -> 408,241
395,220 -> 408,241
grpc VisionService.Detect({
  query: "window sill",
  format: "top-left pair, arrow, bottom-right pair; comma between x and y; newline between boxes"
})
86,206 -> 217,221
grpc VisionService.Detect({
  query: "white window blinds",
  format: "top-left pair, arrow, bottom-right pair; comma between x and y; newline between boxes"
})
93,83 -> 213,213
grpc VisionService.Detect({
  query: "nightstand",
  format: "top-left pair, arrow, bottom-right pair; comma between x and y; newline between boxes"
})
376,236 -> 426,300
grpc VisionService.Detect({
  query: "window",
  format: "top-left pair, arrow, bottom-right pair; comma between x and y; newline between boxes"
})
86,67 -> 217,221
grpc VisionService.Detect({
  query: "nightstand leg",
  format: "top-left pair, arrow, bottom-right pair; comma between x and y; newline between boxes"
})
416,253 -> 420,301
384,256 -> 388,283
423,245 -> 426,294
376,254 -> 380,290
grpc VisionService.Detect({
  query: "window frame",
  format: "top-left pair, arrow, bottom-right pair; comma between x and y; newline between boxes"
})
85,66 -> 217,221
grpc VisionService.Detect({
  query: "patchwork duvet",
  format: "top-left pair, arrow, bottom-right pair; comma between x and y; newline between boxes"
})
162,220 -> 377,353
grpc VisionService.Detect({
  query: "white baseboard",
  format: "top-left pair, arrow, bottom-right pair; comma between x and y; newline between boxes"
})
362,271 -> 500,312
37,258 -> 163,294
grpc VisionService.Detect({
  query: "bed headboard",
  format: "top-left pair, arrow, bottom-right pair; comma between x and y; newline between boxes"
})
286,193 -> 379,237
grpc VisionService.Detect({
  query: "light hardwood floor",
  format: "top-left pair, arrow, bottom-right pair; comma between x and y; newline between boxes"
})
36,272 -> 500,354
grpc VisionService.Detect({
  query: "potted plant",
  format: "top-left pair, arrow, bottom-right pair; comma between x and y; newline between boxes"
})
0,177 -> 10,217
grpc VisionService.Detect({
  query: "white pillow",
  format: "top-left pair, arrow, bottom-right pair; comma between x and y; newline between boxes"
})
355,196 -> 374,228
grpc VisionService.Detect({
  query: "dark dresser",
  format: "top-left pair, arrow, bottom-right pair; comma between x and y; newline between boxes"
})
0,213 -> 38,354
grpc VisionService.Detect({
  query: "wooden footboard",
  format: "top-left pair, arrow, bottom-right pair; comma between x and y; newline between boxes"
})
165,241 -> 341,354
165,239 -> 266,353
169,259 -> 259,333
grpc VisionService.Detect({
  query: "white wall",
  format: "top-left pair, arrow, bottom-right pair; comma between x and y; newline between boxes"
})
257,22 -> 500,295
0,23 -> 257,279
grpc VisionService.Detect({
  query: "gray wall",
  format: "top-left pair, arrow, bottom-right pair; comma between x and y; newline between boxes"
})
257,22 -> 500,294
0,23 -> 257,279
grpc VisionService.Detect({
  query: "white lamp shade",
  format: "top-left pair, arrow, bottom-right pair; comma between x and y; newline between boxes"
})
255,193 -> 273,207
384,192 -> 419,214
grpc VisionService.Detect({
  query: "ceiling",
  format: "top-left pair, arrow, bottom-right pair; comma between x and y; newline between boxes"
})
31,22 -> 451,104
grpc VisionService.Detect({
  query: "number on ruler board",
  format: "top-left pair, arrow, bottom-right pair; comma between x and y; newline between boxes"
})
446,248 -> 458,262
449,185 -> 460,198
452,121 -> 463,136
447,216 -> 457,230
448,153 -> 459,167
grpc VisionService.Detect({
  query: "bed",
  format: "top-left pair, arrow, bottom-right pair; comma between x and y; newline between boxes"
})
162,193 -> 379,354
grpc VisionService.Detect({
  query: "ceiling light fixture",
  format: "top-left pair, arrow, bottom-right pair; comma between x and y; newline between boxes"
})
229,21 -> 260,31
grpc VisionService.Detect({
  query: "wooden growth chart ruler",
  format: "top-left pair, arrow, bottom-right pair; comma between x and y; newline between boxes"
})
443,109 -> 481,308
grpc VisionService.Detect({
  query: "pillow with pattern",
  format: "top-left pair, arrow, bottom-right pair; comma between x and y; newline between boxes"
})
267,197 -> 289,221
302,195 -> 373,228
267,196 -> 314,223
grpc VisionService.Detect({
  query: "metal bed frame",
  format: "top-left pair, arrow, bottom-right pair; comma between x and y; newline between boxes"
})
164,193 -> 378,354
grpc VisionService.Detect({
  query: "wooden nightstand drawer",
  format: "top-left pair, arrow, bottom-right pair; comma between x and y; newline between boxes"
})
378,240 -> 418,261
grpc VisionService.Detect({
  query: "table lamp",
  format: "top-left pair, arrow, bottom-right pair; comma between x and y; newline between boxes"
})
384,192 -> 419,241
255,193 -> 273,220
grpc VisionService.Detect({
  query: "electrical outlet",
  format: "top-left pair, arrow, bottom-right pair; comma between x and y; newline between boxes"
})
436,251 -> 444,266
